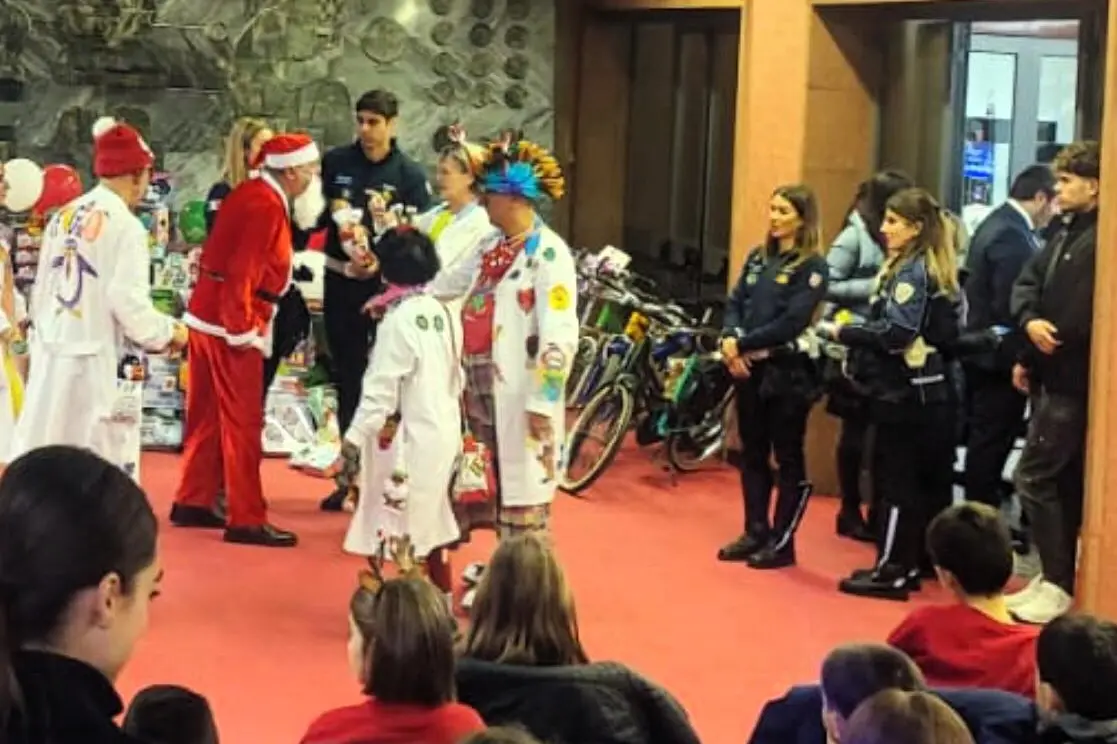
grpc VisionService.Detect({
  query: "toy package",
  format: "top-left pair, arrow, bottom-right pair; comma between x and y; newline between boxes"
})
289,384 -> 343,476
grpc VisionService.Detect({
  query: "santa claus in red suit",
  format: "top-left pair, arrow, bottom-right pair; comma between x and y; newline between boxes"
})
172,133 -> 325,548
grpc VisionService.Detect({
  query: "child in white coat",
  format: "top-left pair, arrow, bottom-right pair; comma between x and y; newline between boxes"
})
340,226 -> 463,608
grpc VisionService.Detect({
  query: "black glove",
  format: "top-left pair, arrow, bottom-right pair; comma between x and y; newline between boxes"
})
292,265 -> 314,282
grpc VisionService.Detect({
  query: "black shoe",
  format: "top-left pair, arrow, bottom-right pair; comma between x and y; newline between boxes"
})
169,504 -> 226,529
848,565 -> 926,591
747,542 -> 795,570
836,509 -> 875,543
224,524 -> 298,548
320,487 -> 346,512
839,563 -> 914,601
717,532 -> 769,562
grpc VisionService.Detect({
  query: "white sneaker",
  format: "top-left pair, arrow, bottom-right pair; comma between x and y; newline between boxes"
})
1006,575 -> 1043,611
1012,580 -> 1073,625
462,562 -> 485,586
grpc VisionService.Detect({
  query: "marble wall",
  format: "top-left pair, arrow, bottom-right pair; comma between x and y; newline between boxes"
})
0,0 -> 556,204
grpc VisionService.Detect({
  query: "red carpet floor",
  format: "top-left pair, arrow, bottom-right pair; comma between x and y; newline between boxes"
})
120,446 -> 944,744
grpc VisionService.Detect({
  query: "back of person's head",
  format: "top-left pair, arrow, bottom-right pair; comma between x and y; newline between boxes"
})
122,685 -> 218,744
349,576 -> 457,707
1037,613 -> 1117,721
378,227 -> 442,287
0,446 -> 159,727
926,503 -> 1013,598
461,725 -> 542,744
820,644 -> 925,742
856,169 -> 915,234
844,690 -> 975,744
1009,164 -> 1056,202
463,534 -> 588,667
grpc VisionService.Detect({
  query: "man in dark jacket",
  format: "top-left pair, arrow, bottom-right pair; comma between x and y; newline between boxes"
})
962,165 -> 1056,509
1008,141 -> 1100,624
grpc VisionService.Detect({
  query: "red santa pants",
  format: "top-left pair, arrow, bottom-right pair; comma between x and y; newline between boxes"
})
174,332 -> 268,527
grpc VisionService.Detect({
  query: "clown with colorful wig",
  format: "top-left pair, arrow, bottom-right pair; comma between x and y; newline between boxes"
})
431,132 -> 579,608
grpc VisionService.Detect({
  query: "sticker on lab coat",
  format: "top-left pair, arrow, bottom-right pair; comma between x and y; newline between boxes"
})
416,315 -> 429,330
517,288 -> 535,313
548,284 -> 571,311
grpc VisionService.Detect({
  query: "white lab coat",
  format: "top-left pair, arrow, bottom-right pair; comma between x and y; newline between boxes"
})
9,185 -> 176,476
432,224 -> 579,509
415,201 -> 496,316
343,292 -> 463,559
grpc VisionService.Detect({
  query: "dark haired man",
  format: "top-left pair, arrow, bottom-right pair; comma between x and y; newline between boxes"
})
1036,614 -> 1117,742
1009,141 -> 1100,624
888,503 -> 1039,696
963,165 -> 1056,511
317,89 -> 434,512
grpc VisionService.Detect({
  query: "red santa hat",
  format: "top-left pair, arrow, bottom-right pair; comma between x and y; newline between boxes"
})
91,116 -> 154,178
253,133 -> 319,170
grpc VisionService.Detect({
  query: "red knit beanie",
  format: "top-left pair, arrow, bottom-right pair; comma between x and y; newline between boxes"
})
92,117 -> 154,178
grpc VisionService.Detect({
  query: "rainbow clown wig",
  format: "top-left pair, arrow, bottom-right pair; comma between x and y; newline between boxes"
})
477,134 -> 565,203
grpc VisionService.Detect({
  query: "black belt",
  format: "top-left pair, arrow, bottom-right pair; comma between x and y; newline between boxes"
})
202,269 -> 280,304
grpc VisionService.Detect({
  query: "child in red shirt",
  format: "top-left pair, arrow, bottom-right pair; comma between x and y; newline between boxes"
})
302,567 -> 484,744
887,503 -> 1039,697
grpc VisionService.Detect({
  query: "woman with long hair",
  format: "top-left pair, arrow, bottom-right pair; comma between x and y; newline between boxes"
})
717,184 -> 829,570
825,170 -> 913,543
819,187 -> 961,601
457,535 -> 700,744
206,117 -> 273,232
0,446 -> 163,744
301,575 -> 484,744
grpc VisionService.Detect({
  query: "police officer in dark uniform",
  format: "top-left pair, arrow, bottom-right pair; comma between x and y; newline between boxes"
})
718,184 -> 829,570
316,89 -> 433,511
819,187 -> 961,601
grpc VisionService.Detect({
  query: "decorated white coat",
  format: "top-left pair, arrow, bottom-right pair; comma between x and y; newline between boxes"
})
8,185 -> 176,475
343,292 -> 463,559
415,200 -> 496,316
432,224 -> 579,509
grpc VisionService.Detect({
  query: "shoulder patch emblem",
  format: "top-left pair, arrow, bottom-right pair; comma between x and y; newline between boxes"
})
893,282 -> 915,305
809,272 -> 822,289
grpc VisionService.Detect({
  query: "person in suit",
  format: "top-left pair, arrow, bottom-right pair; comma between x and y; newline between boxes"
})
962,166 -> 1056,509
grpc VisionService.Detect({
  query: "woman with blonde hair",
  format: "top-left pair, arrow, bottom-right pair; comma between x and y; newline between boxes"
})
457,535 -> 701,743
818,187 -> 961,601
206,117 -> 273,232
717,184 -> 829,571
844,690 -> 975,744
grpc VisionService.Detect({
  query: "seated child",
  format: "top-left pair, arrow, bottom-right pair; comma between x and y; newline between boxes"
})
338,226 -> 463,607
122,685 -> 219,744
844,689 -> 975,744
821,644 -> 927,744
462,727 -> 543,744
300,572 -> 484,744
1035,614 -> 1117,744
887,503 -> 1039,697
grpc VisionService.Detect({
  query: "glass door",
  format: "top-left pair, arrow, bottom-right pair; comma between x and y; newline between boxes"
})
616,11 -> 739,303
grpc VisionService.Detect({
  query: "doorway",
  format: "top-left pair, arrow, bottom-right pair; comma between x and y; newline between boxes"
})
607,10 -> 740,304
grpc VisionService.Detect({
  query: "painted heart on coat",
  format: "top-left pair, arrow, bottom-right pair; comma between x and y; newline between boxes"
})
517,287 -> 535,313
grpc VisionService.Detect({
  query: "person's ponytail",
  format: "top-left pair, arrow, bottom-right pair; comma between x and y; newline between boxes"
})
927,209 -> 961,298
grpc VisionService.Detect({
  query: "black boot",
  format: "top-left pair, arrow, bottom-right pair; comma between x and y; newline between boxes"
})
719,464 -> 772,562
836,508 -> 874,543
748,481 -> 812,570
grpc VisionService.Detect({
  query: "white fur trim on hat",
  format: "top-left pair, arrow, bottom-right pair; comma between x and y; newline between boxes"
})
264,142 -> 320,170
92,116 -> 117,139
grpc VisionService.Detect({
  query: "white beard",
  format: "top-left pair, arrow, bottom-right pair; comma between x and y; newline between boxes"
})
292,174 -> 326,231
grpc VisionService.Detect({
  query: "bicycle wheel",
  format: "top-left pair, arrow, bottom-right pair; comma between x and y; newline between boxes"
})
665,388 -> 734,472
566,335 -> 599,406
561,382 -> 635,494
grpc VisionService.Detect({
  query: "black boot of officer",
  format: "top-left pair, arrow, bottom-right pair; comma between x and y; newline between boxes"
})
748,480 -> 813,569
717,466 -> 772,561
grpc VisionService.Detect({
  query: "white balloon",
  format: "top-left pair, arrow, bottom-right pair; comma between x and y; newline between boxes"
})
3,158 -> 44,213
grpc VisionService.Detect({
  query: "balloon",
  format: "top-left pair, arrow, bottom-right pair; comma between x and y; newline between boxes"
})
177,200 -> 207,244
35,164 -> 83,214
3,158 -> 44,212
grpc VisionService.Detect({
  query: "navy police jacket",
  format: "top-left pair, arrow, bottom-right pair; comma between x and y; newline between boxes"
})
839,253 -> 959,410
723,246 -> 828,398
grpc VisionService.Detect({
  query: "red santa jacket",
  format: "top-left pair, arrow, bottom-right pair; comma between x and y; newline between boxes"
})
185,175 -> 292,350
